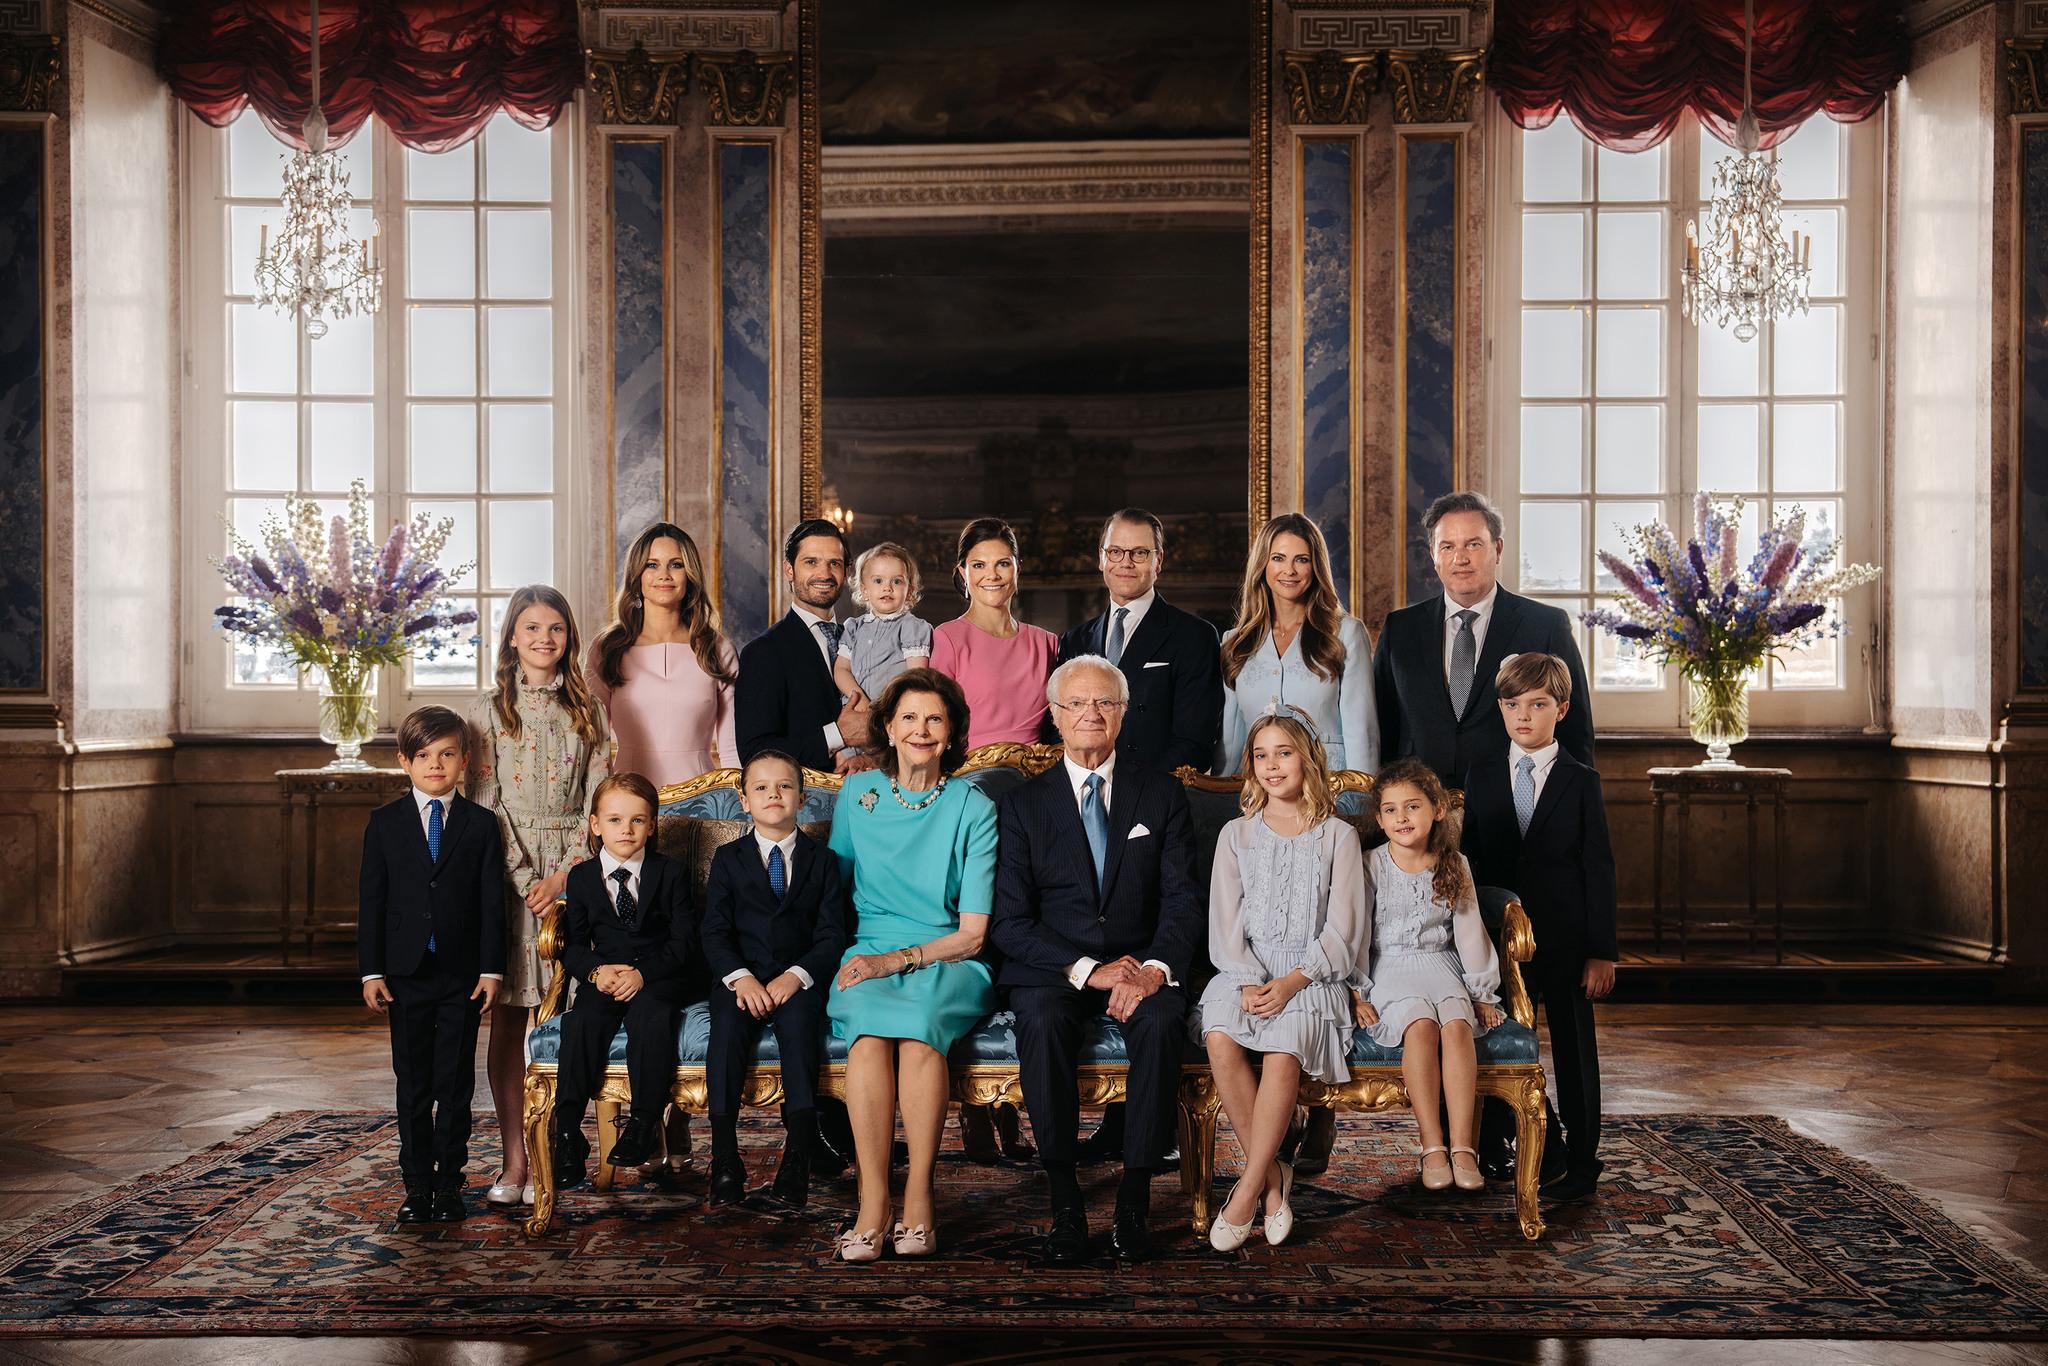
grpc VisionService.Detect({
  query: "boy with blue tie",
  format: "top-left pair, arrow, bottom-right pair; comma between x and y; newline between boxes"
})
701,751 -> 851,1209
359,706 -> 506,1223
1460,653 -> 1618,1201
548,772 -> 695,1189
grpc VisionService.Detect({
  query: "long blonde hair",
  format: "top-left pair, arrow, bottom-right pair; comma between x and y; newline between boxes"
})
1223,513 -> 1348,686
592,522 -> 736,691
1370,759 -> 1470,910
491,584 -> 605,746
1236,711 -> 1337,827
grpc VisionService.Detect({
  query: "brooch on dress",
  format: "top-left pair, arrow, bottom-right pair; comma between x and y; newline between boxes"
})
858,788 -> 879,812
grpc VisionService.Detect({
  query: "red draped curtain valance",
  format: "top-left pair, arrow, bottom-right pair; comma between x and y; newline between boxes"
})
159,0 -> 582,153
1489,0 -> 1912,153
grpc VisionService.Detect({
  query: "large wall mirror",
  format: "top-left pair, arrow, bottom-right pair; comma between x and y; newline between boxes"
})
809,0 -> 1252,629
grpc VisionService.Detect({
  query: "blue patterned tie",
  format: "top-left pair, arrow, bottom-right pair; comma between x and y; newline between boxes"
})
611,866 -> 639,931
1514,754 -> 1537,836
1081,773 -> 1109,882
768,843 -> 787,899
425,799 -> 442,953
817,619 -> 843,655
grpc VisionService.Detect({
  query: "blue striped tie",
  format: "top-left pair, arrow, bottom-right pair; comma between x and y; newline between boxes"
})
425,799 -> 442,953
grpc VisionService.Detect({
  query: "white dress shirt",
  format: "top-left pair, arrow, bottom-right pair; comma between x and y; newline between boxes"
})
789,603 -> 847,751
598,846 -> 645,902
1442,586 -> 1499,681
362,787 -> 504,982
1509,739 -> 1562,811
1059,752 -> 1179,991
1101,588 -> 1155,656
720,829 -> 816,991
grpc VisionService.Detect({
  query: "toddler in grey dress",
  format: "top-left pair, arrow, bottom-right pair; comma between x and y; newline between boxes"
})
832,541 -> 932,709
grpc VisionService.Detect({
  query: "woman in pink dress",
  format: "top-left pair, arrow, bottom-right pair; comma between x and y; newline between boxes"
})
928,517 -> 1059,750
587,522 -> 739,790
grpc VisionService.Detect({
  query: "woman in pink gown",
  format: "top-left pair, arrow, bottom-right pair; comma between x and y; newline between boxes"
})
587,522 -> 739,791
928,517 -> 1059,750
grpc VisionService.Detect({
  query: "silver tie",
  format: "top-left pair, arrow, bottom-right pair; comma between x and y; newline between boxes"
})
1106,606 -> 1130,667
1514,753 -> 1537,836
1449,609 -> 1479,715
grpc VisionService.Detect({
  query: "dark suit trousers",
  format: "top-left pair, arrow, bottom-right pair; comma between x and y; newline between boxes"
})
554,987 -> 682,1120
706,984 -> 826,1117
1528,947 -> 1602,1170
1011,983 -> 1186,1170
386,956 -> 481,1190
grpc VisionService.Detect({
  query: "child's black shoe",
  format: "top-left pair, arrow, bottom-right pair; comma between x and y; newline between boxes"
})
396,1186 -> 434,1223
607,1112 -> 661,1167
552,1117 -> 591,1189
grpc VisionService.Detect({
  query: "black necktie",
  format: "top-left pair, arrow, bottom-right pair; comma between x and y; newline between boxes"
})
611,866 -> 639,931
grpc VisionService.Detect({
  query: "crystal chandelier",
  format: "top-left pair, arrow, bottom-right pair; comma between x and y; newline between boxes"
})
1680,0 -> 1810,344
254,0 -> 381,339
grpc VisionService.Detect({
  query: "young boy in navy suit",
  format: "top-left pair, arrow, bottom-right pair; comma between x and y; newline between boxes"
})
700,750 -> 850,1209
548,772 -> 694,1189
359,706 -> 506,1223
1460,653 -> 1618,1201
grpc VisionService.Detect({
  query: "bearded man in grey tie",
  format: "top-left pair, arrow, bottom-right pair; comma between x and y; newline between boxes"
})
1372,491 -> 1595,784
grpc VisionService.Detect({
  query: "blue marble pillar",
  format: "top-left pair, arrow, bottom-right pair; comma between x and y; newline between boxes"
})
717,142 -> 775,643
1401,136 -> 1459,606
609,139 -> 667,576
0,127 -> 44,693
1298,140 -> 1355,606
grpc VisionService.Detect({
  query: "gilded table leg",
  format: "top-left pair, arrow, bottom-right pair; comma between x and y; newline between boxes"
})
1186,1072 -> 1221,1236
594,1095 -> 620,1191
522,1069 -> 557,1237
1510,1073 -> 1548,1242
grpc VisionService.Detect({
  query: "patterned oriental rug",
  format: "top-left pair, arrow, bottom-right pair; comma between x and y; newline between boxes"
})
2,1111 -> 2045,1339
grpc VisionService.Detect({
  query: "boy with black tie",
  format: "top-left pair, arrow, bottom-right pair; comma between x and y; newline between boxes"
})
548,772 -> 694,1189
700,751 -> 850,1209
359,706 -> 506,1223
1460,653 -> 1618,1201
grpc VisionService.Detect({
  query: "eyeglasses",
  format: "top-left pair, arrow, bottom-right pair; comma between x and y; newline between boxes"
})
1053,698 -> 1128,716
1101,547 -> 1156,566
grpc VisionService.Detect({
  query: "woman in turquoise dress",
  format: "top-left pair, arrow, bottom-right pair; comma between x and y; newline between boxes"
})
826,666 -> 997,1262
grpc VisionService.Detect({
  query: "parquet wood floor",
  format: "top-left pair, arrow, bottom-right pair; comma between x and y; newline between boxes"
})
1,1003 -> 2044,1365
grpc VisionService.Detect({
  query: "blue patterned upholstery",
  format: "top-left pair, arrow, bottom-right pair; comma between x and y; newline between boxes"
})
1349,1018 -> 1538,1065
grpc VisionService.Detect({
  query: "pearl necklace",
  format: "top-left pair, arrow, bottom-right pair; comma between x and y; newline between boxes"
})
891,775 -> 947,811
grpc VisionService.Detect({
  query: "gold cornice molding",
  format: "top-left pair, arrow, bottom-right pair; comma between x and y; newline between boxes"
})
697,47 -> 791,127
2009,38 -> 2048,116
0,32 -> 58,113
586,40 -> 690,125
590,3 -> 783,55
1280,47 -> 1382,125
1291,3 -> 1481,51
1385,46 -> 1486,125
67,0 -> 156,42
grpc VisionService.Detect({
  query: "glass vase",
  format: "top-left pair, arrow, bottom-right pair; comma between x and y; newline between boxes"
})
1686,672 -> 1750,769
318,663 -> 378,771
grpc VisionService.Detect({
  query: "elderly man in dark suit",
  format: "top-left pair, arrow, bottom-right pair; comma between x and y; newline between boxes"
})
992,654 -> 1203,1266
1373,491 -> 1595,781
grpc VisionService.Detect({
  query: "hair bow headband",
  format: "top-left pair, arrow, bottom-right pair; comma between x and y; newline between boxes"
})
1255,700 -> 1322,739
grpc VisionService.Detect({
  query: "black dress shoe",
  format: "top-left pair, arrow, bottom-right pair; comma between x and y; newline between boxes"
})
430,1188 -> 467,1222
552,1121 -> 591,1190
608,1113 -> 662,1168
1042,1206 -> 1090,1265
709,1152 -> 748,1206
1542,1162 -> 1604,1203
1294,1107 -> 1337,1178
770,1144 -> 810,1208
1111,1206 -> 1153,1262
396,1187 -> 434,1223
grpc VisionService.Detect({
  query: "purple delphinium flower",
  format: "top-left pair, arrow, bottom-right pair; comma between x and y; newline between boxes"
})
249,557 -> 281,593
402,615 -> 437,637
1688,540 -> 1711,588
1599,551 -> 1662,609
1614,623 -> 1654,640
316,585 -> 344,614
1718,523 -> 1737,582
1769,602 -> 1826,634
1760,539 -> 1799,590
377,525 -> 407,587
328,517 -> 350,585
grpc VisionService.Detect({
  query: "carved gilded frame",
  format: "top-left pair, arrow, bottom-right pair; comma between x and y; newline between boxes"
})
793,0 -> 1275,537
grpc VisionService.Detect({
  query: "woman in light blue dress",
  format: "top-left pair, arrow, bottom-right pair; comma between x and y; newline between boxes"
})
1217,513 -> 1380,776
825,667 -> 997,1262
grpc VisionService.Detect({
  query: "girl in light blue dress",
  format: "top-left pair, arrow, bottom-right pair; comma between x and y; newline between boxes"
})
824,668 -> 996,1262
1217,513 -> 1380,776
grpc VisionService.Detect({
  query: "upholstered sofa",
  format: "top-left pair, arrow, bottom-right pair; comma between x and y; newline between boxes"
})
520,743 -> 1549,1242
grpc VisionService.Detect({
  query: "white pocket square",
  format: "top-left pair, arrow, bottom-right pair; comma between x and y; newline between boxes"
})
1143,660 -> 1170,669
1128,823 -> 1151,839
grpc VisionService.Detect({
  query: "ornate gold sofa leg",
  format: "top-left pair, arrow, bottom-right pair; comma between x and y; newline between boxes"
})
1181,1070 -> 1222,1235
522,1068 -> 557,1237
1507,1072 -> 1548,1242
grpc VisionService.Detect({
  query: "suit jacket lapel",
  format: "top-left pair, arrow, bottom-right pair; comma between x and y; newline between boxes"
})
1463,590 -> 1523,722
1098,766 -> 1143,903
1522,756 -> 1575,843
1044,769 -> 1100,900
1115,597 -> 1172,671
784,611 -> 836,694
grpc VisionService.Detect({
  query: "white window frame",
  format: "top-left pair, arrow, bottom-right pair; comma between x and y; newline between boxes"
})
179,108 -> 579,733
1485,104 -> 1884,731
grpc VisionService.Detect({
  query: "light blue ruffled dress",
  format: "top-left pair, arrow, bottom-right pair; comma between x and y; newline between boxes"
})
824,769 -> 997,1054
1193,815 -> 1370,1083
1360,844 -> 1501,1049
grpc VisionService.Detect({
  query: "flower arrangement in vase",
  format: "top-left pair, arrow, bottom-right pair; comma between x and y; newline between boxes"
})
213,480 -> 478,770
1583,492 -> 1881,767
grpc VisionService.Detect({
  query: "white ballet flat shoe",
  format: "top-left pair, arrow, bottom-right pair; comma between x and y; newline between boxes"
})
1417,1145 -> 1453,1192
1209,1177 -> 1258,1252
891,1221 -> 935,1257
485,1175 -> 526,1207
1263,1160 -> 1296,1246
837,1225 -> 885,1263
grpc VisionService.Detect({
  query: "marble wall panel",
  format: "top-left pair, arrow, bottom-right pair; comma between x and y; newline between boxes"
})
1400,134 -> 1458,605
0,126 -> 43,694
2021,126 -> 2048,691
717,140 -> 775,641
1298,137 -> 1355,606
609,139 -> 668,574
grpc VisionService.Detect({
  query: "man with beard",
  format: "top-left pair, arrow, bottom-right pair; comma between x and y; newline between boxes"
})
737,520 -> 872,772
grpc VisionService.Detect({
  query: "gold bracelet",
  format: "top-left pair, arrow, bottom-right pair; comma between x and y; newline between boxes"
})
900,948 -> 916,974
912,944 -> 925,970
